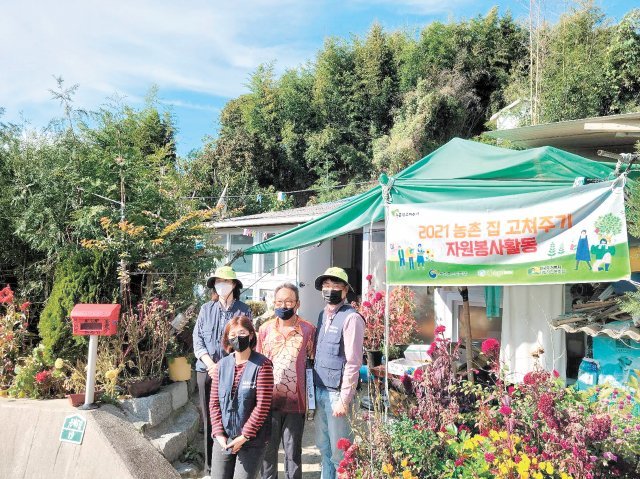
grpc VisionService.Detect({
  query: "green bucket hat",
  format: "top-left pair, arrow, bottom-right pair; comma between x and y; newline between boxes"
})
314,267 -> 351,291
207,266 -> 243,290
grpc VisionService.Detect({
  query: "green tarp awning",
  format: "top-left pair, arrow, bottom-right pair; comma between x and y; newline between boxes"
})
245,138 -> 615,254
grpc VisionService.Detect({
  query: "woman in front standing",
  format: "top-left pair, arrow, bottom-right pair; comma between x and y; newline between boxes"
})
193,266 -> 253,476
209,315 -> 274,479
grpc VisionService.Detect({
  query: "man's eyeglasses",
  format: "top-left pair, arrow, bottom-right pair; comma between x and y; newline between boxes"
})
274,300 -> 296,308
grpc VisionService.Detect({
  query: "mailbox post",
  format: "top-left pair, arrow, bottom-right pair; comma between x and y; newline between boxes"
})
70,304 -> 120,409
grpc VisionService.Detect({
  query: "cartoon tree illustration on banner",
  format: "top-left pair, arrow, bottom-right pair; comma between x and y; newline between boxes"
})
558,243 -> 565,255
548,241 -> 556,257
594,213 -> 622,243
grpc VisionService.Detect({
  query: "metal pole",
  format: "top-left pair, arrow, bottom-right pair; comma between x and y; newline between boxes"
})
80,335 -> 99,410
459,287 -> 474,383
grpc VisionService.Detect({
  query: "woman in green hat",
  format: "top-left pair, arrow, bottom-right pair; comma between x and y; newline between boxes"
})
193,265 -> 253,477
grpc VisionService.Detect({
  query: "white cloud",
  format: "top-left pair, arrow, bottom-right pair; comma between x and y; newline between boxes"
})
0,0 -> 318,122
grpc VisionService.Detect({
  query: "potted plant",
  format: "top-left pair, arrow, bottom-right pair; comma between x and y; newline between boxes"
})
358,277 -> 385,368
388,286 -> 417,360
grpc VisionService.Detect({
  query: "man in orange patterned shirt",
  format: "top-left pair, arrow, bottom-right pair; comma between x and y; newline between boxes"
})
257,283 -> 315,479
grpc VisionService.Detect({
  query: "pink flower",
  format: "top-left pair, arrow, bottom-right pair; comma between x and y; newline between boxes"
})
35,370 -> 51,384
413,368 -> 424,381
374,292 -> 383,302
434,325 -> 446,335
481,338 -> 500,356
552,369 -> 560,378
336,438 -> 351,451
19,301 -> 31,312
366,274 -> 373,282
0,286 -> 14,304
499,405 -> 512,416
454,458 -> 465,467
362,301 -> 372,308
484,453 -> 496,463
507,385 -> 515,395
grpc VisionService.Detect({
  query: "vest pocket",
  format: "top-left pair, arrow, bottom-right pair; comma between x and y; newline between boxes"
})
318,356 -> 345,388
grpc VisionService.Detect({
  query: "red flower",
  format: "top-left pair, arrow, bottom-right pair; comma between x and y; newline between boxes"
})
427,342 -> 437,356
552,369 -> 559,378
35,370 -> 51,384
481,338 -> 500,356
366,274 -> 373,282
455,457 -> 465,467
0,286 -> 14,304
484,453 -> 496,463
19,301 -> 31,312
362,301 -> 372,308
336,438 -> 351,451
507,385 -> 515,395
413,368 -> 424,381
434,325 -> 446,335
499,405 -> 512,416
374,292 -> 383,302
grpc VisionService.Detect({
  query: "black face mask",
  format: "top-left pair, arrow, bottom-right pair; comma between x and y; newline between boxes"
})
229,335 -> 251,353
322,289 -> 343,305
274,307 -> 296,320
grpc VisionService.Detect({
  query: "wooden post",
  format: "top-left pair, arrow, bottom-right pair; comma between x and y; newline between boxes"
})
458,287 -> 474,383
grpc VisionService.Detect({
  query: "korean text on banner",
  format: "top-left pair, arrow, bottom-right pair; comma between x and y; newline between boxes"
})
386,179 -> 630,286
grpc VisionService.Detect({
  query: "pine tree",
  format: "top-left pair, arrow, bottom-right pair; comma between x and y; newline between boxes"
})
548,242 -> 556,257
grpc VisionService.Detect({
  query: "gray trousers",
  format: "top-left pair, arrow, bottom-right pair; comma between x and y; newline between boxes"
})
260,412 -> 305,479
211,440 -> 267,479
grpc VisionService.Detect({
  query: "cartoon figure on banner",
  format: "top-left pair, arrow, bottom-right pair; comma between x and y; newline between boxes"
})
416,244 -> 425,268
405,245 -> 415,270
591,238 -> 616,272
575,229 -> 592,270
398,245 -> 404,268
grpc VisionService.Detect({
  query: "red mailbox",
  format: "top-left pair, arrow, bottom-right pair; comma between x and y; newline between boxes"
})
70,304 -> 121,336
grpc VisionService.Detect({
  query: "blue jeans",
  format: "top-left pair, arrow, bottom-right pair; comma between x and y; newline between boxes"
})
314,387 -> 354,479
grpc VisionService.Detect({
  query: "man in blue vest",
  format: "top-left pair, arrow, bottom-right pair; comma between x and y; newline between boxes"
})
312,267 -> 365,479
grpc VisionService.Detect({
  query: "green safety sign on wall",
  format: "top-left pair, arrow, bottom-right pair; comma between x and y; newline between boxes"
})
60,414 -> 86,445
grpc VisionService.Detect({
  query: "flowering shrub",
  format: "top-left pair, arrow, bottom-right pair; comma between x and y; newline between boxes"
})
358,276 -> 417,351
343,328 -> 640,478
0,286 -> 32,390
8,344 -> 66,398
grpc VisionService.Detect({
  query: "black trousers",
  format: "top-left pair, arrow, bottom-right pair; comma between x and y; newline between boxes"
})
260,412 -> 305,479
197,371 -> 213,474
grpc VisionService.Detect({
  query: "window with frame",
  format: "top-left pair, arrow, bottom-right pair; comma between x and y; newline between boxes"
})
230,234 -> 254,273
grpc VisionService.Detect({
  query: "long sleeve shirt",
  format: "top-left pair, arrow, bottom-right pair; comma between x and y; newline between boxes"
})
322,301 -> 364,406
209,359 -> 274,439
193,300 -> 253,371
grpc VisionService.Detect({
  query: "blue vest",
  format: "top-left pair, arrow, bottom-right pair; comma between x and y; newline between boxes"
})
313,304 -> 355,390
217,351 -> 271,448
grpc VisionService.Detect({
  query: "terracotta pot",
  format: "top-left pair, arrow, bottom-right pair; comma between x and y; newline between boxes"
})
68,390 -> 104,407
168,356 -> 192,382
127,378 -> 162,398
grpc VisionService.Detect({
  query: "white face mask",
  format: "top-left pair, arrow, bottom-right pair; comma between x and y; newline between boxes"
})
215,282 -> 233,298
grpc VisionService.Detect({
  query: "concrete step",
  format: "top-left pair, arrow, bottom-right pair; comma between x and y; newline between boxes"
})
146,402 -> 200,462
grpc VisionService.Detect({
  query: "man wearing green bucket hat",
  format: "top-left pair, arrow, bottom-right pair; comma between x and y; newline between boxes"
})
312,267 -> 364,479
194,265 -> 253,477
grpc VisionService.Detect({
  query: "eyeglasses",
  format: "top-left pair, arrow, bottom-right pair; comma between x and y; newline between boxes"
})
274,300 -> 297,308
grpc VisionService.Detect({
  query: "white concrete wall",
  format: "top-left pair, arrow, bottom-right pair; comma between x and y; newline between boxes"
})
298,240 -> 332,324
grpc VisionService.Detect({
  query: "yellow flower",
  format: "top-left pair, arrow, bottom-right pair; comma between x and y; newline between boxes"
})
401,459 -> 408,468
545,463 -> 554,475
402,470 -> 412,479
54,358 -> 64,369
105,369 -> 120,380
382,463 -> 394,475
533,473 -> 542,479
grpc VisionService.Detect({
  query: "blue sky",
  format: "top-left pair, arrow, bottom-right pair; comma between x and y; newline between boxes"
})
1,1 -> 637,156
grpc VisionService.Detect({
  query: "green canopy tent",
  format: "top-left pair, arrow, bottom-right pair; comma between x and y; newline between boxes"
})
243,137 -> 622,410
245,138 -> 616,255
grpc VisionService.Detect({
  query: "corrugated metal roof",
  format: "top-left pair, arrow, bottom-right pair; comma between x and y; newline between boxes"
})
209,199 -> 348,229
483,112 -> 640,160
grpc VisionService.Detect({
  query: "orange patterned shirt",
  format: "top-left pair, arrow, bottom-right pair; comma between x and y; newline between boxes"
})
256,316 -> 315,414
